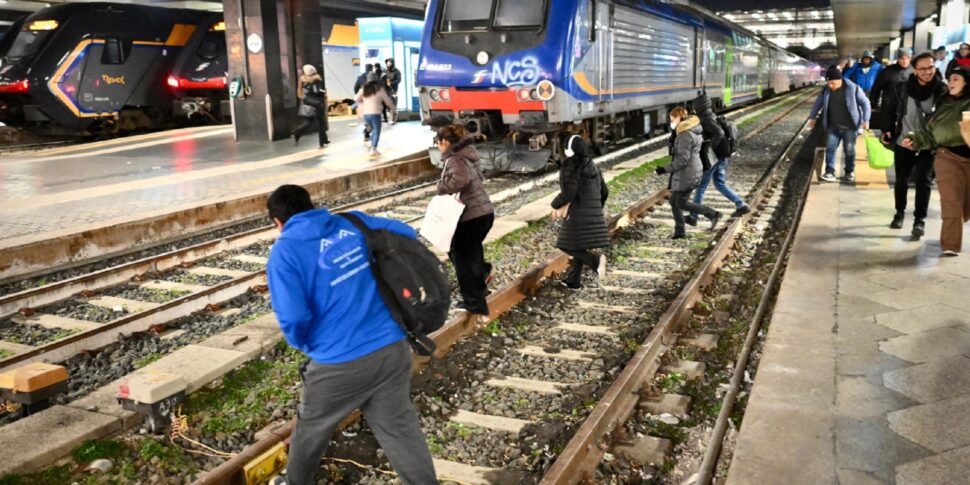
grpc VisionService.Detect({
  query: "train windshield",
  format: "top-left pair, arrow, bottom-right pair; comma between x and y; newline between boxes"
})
198,30 -> 225,60
439,0 -> 546,33
7,30 -> 51,60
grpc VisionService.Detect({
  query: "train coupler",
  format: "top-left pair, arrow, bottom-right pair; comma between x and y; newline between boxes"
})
117,372 -> 187,434
0,362 -> 70,416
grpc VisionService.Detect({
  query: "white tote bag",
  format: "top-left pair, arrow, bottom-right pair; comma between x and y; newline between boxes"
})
420,193 -> 465,252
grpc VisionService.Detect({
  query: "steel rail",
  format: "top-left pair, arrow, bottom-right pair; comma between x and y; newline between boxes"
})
694,145 -> 822,485
538,97 -> 814,485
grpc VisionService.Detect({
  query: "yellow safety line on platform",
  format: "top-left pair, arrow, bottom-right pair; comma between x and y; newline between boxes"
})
853,134 -> 891,189
0,136 -> 407,211
18,128 -> 234,163
25,126 -> 230,157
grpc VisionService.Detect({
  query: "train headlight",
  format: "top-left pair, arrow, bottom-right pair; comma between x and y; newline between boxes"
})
439,89 -> 451,101
476,51 -> 490,65
429,89 -> 440,102
529,89 -> 540,101
517,88 -> 532,101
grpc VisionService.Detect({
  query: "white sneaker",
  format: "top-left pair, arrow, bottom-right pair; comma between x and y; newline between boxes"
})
942,250 -> 959,257
597,254 -> 607,280
369,149 -> 381,157
819,172 -> 837,183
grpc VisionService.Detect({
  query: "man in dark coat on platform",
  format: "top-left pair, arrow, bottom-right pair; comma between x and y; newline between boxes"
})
871,48 -> 913,118
881,52 -> 948,237
552,135 -> 610,289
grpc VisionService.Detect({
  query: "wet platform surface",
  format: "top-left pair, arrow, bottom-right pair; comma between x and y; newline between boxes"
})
728,144 -> 970,485
0,119 -> 429,243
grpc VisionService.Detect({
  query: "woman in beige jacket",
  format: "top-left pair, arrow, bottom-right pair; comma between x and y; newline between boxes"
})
354,81 -> 396,156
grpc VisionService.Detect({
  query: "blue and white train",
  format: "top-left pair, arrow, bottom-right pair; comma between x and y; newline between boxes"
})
416,0 -> 820,171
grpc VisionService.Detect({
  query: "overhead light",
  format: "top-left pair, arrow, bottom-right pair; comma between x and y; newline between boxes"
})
752,13 -> 763,19
811,10 -> 820,19
783,12 -> 794,20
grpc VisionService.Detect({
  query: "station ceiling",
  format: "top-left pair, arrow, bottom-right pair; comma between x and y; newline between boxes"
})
829,0 -> 938,57
0,0 -> 428,19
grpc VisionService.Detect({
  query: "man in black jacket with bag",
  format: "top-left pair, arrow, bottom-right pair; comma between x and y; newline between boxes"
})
881,52 -> 948,237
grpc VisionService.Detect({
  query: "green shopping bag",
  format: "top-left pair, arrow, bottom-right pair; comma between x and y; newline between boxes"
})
866,131 -> 895,169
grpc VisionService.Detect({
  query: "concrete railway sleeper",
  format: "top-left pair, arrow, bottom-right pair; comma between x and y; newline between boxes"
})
0,89 -> 816,483
184,97 -> 816,484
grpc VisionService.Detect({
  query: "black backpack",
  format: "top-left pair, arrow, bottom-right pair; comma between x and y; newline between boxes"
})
339,213 -> 451,356
713,116 -> 739,158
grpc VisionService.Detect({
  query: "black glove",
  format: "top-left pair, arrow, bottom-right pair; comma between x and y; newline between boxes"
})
655,166 -> 667,175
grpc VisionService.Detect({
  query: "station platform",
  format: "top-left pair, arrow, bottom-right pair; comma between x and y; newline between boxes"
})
0,118 -> 430,245
727,144 -> 970,484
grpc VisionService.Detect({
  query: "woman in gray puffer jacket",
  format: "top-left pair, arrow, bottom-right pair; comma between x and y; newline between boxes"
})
436,124 -> 494,315
656,107 -> 720,239
552,135 -> 610,289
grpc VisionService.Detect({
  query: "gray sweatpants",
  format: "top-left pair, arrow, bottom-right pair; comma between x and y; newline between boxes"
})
286,340 -> 437,484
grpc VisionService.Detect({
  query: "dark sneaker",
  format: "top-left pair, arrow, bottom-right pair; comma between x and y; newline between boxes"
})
684,215 -> 698,227
708,212 -> 721,230
672,233 -> 687,240
840,172 -> 855,182
890,212 -> 904,229
560,279 -> 583,289
912,219 -> 925,237
820,172 -> 837,182
731,205 -> 752,217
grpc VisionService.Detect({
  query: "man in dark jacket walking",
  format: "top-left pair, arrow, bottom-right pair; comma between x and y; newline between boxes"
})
808,66 -> 872,182
871,48 -> 913,118
552,135 -> 610,289
657,107 -> 720,239
384,58 -> 402,123
265,185 -> 437,485
881,52 -> 948,237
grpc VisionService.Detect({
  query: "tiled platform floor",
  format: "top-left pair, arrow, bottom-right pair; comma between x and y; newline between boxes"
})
728,144 -> 970,485
0,118 -> 429,242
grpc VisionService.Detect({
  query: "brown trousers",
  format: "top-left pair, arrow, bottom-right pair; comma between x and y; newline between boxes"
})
934,148 -> 970,252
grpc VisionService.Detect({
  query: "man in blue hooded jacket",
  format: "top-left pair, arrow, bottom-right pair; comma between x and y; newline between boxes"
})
845,50 -> 884,95
265,184 -> 437,485
808,65 -> 872,182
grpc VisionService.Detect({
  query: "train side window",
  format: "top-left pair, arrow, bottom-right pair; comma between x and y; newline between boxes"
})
440,0 -> 492,33
588,0 -> 596,42
101,38 -> 130,65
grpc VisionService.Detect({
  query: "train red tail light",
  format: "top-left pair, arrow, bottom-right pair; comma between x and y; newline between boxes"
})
439,88 -> 451,101
0,79 -> 29,94
166,75 -> 180,89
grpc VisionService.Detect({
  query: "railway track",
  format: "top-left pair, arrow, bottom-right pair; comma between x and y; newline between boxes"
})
182,94 -> 816,484
0,89 -> 816,483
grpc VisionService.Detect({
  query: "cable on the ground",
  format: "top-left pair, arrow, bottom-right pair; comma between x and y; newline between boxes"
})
170,407 -> 238,458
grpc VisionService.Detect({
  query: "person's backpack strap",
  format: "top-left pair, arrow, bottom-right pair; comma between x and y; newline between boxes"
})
338,212 -> 438,356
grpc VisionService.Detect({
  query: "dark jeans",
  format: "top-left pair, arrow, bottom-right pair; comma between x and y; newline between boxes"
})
893,145 -> 934,220
691,158 -> 744,218
293,115 -> 328,146
286,340 -> 436,484
449,212 -> 494,314
671,190 -> 718,236
564,250 -> 599,285
825,128 -> 858,175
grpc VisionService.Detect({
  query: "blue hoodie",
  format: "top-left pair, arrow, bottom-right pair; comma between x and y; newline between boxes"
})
267,208 -> 414,364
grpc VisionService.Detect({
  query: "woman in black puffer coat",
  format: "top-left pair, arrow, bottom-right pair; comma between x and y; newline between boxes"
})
552,135 -> 610,289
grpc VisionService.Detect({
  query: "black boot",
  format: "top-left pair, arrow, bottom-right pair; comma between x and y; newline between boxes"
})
561,260 -> 583,289
912,219 -> 925,237
292,132 -> 301,145
890,212 -> 904,229
684,215 -> 698,227
708,212 -> 721,230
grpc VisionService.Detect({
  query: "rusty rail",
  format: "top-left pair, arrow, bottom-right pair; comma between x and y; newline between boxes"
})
538,101 -> 813,485
194,186 -> 670,485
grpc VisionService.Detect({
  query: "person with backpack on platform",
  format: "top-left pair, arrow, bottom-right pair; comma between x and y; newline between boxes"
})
808,65 -> 872,182
552,135 -> 610,289
686,115 -> 750,226
436,124 -> 494,315
265,185 -> 438,485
